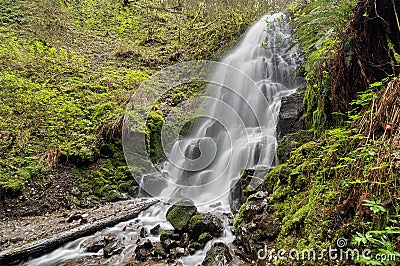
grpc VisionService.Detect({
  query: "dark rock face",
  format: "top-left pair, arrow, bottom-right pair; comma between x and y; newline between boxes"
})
166,198 -> 197,231
234,191 -> 281,257
201,242 -> 233,266
277,89 -> 305,140
277,130 -> 314,163
188,213 -> 224,239
229,168 -> 270,214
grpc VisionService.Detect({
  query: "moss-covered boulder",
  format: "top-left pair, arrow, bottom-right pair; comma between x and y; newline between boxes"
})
188,213 -> 223,239
166,198 -> 197,231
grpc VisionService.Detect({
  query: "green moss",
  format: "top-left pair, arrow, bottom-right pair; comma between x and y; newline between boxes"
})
166,199 -> 197,231
145,108 -> 164,162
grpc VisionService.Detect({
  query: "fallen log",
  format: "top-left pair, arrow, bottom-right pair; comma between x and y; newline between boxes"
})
0,198 -> 157,265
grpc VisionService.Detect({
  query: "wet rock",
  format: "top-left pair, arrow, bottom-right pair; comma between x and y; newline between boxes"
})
188,213 -> 223,239
163,239 -> 179,253
188,241 -> 203,251
229,178 -> 244,215
180,232 -> 190,247
198,232 -> 213,245
140,227 -> 148,238
82,237 -> 106,253
103,239 -> 123,257
135,248 -> 151,262
277,129 -> 314,163
202,242 -> 233,266
137,239 -> 153,250
153,242 -> 167,260
150,224 -> 161,235
166,198 -> 197,231
234,191 -> 281,256
277,89 -> 305,140
160,230 -> 180,242
230,168 -> 268,214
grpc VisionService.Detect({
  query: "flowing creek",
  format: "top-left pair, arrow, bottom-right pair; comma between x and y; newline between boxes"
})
25,12 -> 302,266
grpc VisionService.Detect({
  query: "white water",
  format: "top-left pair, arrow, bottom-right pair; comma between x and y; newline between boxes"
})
160,12 -> 302,209
26,13 -> 301,266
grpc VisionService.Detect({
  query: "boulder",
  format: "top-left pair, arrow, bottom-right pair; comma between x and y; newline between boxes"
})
188,213 -> 223,239
160,230 -> 180,242
198,232 -> 213,245
166,198 -> 197,231
201,242 -> 232,266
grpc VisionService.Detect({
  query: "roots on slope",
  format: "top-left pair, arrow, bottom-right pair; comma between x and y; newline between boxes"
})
331,0 -> 400,114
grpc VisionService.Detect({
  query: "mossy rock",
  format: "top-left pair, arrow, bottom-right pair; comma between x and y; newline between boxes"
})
166,198 -> 197,231
198,232 -> 213,245
277,129 -> 314,163
188,213 -> 223,239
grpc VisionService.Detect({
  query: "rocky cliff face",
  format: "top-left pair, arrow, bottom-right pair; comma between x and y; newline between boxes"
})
277,89 -> 306,141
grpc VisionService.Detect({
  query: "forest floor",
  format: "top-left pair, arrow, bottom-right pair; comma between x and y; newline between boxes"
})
0,198 -> 153,251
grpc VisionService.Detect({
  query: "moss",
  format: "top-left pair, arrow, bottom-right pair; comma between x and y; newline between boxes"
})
145,108 -> 164,162
166,199 -> 197,231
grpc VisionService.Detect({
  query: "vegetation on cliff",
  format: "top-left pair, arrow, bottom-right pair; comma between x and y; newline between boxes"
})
235,0 -> 400,265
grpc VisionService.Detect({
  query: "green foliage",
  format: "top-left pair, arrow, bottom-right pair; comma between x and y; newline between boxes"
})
293,0 -> 357,133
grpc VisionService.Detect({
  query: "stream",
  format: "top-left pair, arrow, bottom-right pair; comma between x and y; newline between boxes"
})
25,12 -> 302,266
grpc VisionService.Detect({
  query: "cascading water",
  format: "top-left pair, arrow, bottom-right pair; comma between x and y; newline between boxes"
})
25,13 -> 302,266
160,12 -> 302,208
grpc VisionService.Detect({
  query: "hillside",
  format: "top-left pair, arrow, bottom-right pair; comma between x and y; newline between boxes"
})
0,0 -> 268,216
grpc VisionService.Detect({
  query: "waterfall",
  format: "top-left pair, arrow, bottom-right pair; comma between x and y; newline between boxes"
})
160,13 -> 302,209
24,13 -> 302,266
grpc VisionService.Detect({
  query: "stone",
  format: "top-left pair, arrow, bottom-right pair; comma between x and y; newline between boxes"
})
103,239 -> 123,258
106,190 -> 129,202
140,227 -> 148,238
150,224 -> 161,235
277,89 -> 305,140
188,213 -> 223,239
201,242 -> 233,266
160,230 -> 180,242
153,242 -> 167,259
135,248 -> 151,262
137,239 -> 153,250
188,241 -> 203,251
166,198 -> 197,231
198,232 -> 213,245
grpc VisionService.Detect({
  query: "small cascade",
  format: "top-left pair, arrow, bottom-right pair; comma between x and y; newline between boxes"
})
25,13 -> 302,266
